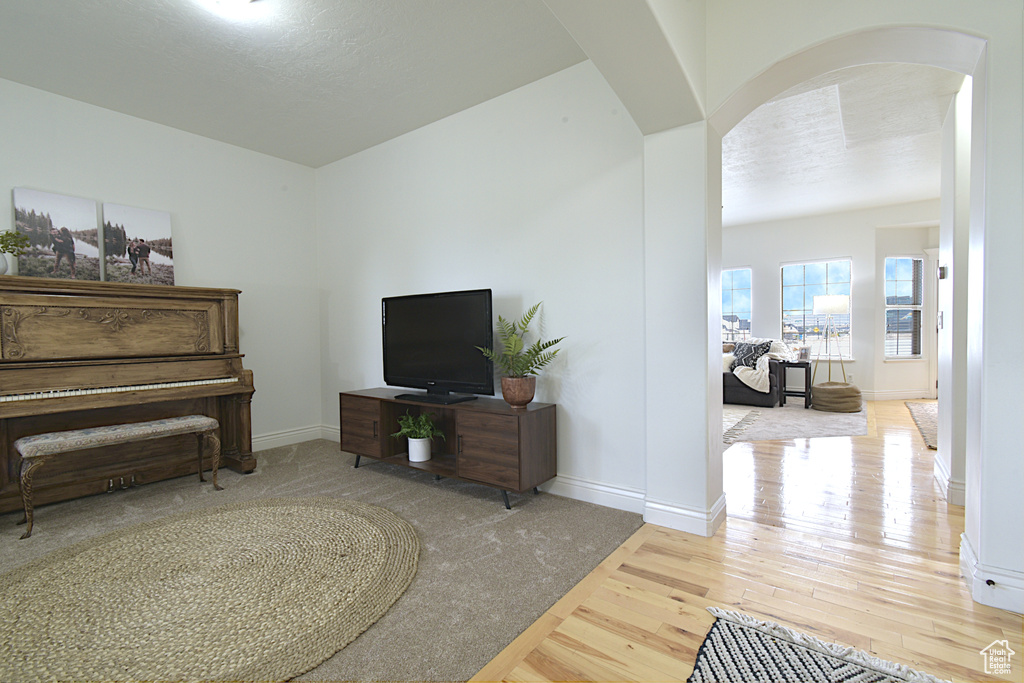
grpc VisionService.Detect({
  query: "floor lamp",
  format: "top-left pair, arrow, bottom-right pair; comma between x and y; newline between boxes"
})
811,294 -> 850,384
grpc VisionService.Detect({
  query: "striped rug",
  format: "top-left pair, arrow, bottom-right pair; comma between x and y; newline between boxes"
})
689,608 -> 949,683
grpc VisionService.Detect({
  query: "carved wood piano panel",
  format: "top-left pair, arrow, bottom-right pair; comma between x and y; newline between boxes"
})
0,276 -> 255,515
1,293 -> 224,361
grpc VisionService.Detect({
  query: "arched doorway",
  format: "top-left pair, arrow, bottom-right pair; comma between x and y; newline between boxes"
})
703,24 -> 989,590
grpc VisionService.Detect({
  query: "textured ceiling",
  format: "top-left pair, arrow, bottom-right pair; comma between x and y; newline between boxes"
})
0,2 -> 964,225
0,0 -> 586,168
723,63 -> 965,226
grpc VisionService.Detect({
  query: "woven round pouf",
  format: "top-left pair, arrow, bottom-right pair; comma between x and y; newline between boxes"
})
812,381 -> 862,412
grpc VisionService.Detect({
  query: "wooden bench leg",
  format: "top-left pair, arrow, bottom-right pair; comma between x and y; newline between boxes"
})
18,457 -> 48,540
196,432 -> 206,484
198,430 -> 223,491
209,431 -> 222,491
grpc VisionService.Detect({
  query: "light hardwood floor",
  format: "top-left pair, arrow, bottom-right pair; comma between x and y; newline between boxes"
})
472,401 -> 1023,682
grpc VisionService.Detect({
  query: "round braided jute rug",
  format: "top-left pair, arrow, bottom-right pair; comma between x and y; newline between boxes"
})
0,497 -> 419,683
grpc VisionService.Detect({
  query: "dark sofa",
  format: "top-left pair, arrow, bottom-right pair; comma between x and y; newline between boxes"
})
723,358 -> 783,408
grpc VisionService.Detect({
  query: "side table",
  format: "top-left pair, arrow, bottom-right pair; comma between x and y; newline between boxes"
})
779,360 -> 812,408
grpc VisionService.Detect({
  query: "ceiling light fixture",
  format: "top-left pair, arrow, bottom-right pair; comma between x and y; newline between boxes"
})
196,0 -> 270,21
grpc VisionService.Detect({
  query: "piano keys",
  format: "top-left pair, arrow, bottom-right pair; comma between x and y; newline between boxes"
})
0,377 -> 239,403
0,275 -> 255,514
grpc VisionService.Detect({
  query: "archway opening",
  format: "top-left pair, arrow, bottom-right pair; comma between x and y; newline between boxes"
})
705,27 -> 985,538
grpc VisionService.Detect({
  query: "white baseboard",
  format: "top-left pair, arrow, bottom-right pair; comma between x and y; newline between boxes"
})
251,435 -> 729,538
860,389 -> 934,401
933,455 -> 965,506
548,474 -> 729,537
543,474 -> 646,514
960,533 -> 1024,615
257,432 -> 649,517
253,425 -> 330,452
643,493 -> 726,537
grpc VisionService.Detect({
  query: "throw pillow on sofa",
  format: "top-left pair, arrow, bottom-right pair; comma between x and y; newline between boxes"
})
731,340 -> 772,370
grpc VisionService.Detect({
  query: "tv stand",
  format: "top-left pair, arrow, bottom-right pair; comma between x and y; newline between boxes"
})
340,388 -> 556,509
393,391 -> 477,405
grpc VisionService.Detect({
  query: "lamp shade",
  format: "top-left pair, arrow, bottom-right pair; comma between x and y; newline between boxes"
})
813,294 -> 850,315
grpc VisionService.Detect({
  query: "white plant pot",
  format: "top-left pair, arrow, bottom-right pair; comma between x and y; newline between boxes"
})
408,437 -> 432,463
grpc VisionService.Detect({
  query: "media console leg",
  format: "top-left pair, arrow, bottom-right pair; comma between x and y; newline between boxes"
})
501,490 -> 511,510
353,455 -> 361,469
533,487 -> 539,495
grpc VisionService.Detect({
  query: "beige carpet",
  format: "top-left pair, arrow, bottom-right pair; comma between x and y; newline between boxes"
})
723,406 -> 760,443
905,401 -> 938,450
725,402 -> 867,442
0,439 -> 642,682
0,497 -> 419,683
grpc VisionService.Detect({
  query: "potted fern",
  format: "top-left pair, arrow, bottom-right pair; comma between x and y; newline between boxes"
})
477,302 -> 564,409
0,230 -> 30,276
390,411 -> 445,462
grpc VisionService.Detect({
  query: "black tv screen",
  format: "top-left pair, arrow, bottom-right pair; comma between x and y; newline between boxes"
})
382,289 -> 494,403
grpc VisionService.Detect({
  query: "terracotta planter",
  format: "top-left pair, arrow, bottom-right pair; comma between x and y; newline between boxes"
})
501,376 -> 536,410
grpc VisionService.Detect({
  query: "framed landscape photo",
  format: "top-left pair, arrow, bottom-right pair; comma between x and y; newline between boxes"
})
103,203 -> 174,284
13,188 -> 100,281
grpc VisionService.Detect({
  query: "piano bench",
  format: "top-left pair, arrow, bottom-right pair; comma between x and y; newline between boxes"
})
13,415 -> 222,540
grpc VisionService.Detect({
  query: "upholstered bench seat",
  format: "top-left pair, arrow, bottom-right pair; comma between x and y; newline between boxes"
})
14,415 -> 222,539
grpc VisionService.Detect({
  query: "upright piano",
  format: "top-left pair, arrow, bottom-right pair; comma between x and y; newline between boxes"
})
0,275 -> 255,514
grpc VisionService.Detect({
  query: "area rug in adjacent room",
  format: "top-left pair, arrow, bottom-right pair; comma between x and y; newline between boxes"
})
0,497 -> 420,683
688,608 -> 950,683
905,401 -> 938,449
730,402 -> 867,442
723,406 -> 760,443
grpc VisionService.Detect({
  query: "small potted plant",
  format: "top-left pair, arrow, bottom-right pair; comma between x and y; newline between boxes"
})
477,302 -> 564,409
0,230 -> 30,276
390,411 -> 445,462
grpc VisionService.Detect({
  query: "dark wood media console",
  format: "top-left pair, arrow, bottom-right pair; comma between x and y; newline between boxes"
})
339,388 -> 556,508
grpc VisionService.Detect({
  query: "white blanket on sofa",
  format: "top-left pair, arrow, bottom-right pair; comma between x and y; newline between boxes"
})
726,339 -> 796,393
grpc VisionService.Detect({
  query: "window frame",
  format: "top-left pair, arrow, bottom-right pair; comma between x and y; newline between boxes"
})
780,259 -> 853,360
883,256 -> 924,359
722,267 -> 752,342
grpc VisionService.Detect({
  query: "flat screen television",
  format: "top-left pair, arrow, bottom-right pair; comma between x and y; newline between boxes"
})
382,288 -> 494,404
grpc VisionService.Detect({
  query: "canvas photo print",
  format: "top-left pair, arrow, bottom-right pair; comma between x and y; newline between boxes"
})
103,203 -> 174,284
13,188 -> 100,280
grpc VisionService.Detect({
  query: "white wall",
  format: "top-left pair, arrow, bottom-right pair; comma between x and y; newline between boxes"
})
705,2 -> 1017,115
647,0 -> 708,112
643,122 -> 724,535
0,78 -> 323,448
723,201 -> 938,399
936,84 -> 971,506
315,61 -> 648,501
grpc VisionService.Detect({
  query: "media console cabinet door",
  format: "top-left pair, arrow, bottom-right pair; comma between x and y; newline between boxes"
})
457,412 -> 520,490
340,394 -> 383,458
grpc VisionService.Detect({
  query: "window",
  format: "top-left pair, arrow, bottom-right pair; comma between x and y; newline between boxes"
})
781,260 -> 852,358
722,268 -> 752,341
884,257 -> 923,357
